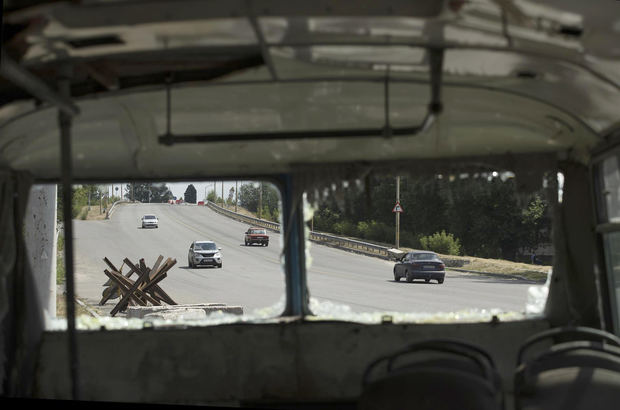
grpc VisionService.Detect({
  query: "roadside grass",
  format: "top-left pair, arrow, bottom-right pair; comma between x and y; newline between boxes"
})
77,205 -> 108,221
221,203 -> 262,220
56,293 -> 100,318
429,253 -> 550,281
57,234 -> 65,284
56,231 -> 100,317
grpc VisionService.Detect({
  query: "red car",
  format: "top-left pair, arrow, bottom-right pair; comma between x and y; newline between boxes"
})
244,227 -> 269,247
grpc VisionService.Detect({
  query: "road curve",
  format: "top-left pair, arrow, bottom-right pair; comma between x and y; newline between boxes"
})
73,203 -> 536,315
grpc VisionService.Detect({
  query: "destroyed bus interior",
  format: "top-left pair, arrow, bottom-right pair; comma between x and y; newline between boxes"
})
1,1 -> 620,409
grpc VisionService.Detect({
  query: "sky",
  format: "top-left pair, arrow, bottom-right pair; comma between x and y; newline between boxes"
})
167,181 -> 245,201
103,180 -> 260,201
103,173 -> 565,202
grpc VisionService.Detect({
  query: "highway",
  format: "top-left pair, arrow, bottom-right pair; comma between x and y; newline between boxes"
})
73,203 -> 538,316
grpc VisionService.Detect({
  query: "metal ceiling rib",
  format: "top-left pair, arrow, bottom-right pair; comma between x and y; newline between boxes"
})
0,0 -> 618,180
8,0 -> 446,27
0,51 -> 80,115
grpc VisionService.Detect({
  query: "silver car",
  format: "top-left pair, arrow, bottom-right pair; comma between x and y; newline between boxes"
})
188,240 -> 222,268
141,214 -> 158,228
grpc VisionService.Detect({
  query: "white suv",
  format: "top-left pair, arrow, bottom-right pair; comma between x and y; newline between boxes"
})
141,214 -> 158,228
188,240 -> 222,268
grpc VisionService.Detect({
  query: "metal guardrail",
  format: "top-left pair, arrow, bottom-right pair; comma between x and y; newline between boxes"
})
205,201 -> 394,260
205,201 -> 280,232
204,202 -> 532,271
105,199 -> 130,219
309,231 -> 391,258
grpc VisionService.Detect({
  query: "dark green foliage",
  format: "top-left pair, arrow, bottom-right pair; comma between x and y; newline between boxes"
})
207,190 -> 217,202
419,231 -> 461,255
238,182 -> 280,219
311,174 -> 551,260
521,195 -> 549,253
313,206 -> 341,232
184,184 -> 197,204
124,183 -> 173,203
57,184 -> 112,221
63,184 -> 103,218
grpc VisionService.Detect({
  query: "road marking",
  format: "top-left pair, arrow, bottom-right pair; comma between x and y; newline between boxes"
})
163,208 -> 281,265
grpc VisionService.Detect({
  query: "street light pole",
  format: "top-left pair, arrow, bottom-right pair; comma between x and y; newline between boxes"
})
235,180 -> 238,212
396,176 -> 400,249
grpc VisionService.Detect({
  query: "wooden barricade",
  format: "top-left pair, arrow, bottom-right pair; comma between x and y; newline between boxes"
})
99,255 -> 177,316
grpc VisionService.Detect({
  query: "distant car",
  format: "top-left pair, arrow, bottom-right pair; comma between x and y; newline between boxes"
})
141,214 -> 158,228
393,251 -> 445,284
244,227 -> 269,246
188,240 -> 222,268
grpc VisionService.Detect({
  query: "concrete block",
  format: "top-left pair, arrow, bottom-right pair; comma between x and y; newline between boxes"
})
143,309 -> 207,321
127,303 -> 244,319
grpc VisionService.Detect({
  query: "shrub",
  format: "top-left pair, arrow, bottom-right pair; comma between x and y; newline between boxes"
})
357,221 -> 370,238
399,230 -> 416,248
260,206 -> 280,223
419,230 -> 461,255
313,207 -> 341,232
333,220 -> 358,237
259,206 -> 271,221
78,207 -> 89,220
366,220 -> 393,244
270,207 -> 280,223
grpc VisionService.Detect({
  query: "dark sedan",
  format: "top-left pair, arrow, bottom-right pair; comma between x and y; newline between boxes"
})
393,251 -> 445,284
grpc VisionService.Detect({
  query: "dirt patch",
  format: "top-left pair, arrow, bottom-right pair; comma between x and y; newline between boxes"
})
56,292 -> 102,318
218,204 -> 269,220
76,205 -> 107,221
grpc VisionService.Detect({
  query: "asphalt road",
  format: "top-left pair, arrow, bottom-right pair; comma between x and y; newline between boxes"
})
73,203 -> 537,315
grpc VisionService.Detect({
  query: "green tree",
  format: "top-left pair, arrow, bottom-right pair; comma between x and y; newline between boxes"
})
184,184 -> 197,204
312,205 -> 341,232
207,190 -> 217,202
307,173 -> 551,261
238,182 -> 280,215
125,183 -> 173,203
521,195 -> 550,252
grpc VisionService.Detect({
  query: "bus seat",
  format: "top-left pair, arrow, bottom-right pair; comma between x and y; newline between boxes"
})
515,326 -> 620,410
357,339 -> 504,410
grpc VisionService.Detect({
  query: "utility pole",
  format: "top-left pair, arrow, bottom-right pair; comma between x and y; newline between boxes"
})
235,181 -> 238,212
221,181 -> 224,208
258,182 -> 263,219
395,176 -> 400,249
